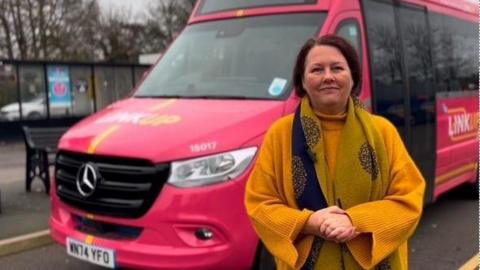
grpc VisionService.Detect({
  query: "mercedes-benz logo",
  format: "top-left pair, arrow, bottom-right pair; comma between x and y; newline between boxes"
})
76,163 -> 100,197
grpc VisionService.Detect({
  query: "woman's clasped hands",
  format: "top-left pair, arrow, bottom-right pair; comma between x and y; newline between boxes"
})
303,206 -> 359,243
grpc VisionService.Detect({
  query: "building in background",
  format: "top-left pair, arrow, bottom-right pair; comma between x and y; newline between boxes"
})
138,54 -> 161,65
0,60 -> 150,140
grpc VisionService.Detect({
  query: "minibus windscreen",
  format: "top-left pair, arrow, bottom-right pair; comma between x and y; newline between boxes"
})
135,13 -> 325,100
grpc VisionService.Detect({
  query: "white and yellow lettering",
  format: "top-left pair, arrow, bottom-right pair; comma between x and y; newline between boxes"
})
96,112 -> 181,127
139,115 -> 181,126
447,108 -> 477,141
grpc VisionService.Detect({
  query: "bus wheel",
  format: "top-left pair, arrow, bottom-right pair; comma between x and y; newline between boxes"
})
461,170 -> 479,199
466,171 -> 479,199
252,242 -> 275,270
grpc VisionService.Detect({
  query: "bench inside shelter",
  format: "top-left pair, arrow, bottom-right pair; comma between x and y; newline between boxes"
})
22,126 -> 69,194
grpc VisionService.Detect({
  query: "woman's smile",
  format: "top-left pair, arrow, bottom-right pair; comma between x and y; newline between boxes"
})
319,86 -> 340,91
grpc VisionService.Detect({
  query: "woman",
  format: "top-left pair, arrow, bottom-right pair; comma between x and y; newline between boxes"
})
244,35 -> 425,270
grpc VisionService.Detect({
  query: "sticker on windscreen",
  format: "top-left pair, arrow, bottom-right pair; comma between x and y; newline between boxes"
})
268,78 -> 287,96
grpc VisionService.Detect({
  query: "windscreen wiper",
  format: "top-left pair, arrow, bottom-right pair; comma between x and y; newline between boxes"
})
184,95 -> 271,100
134,95 -> 185,99
135,95 -> 271,100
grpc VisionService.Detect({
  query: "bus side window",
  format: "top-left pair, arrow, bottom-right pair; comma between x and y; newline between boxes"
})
335,20 -> 362,64
429,12 -> 478,93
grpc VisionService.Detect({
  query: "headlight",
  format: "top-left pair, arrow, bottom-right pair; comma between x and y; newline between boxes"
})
167,147 -> 257,188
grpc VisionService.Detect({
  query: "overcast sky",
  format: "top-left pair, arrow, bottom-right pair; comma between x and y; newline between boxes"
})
98,0 -> 153,17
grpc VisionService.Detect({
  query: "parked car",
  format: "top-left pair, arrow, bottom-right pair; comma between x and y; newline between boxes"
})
0,95 -> 71,121
0,96 -> 46,121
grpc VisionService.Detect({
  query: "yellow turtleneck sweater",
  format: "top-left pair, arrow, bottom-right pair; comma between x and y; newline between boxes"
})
314,110 -> 346,202
245,112 -> 425,270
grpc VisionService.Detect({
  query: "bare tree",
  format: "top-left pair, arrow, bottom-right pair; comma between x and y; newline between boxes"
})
9,0 -> 28,59
0,0 -> 198,61
0,0 -> 95,60
0,0 -> 15,58
96,8 -> 147,62
144,0 -> 196,52
55,0 -> 102,61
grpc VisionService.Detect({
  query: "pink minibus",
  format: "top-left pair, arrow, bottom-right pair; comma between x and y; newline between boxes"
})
50,0 -> 478,269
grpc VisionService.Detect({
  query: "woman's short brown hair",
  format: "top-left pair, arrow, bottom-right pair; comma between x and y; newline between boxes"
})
292,34 -> 361,97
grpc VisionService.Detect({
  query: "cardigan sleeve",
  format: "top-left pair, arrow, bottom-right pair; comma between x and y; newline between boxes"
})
245,122 -> 314,269
345,121 -> 426,269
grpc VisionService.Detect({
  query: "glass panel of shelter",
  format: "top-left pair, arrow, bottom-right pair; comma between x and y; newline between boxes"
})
94,66 -> 116,110
19,64 -> 47,120
70,65 -> 94,117
114,67 -> 133,99
134,66 -> 149,88
0,63 -> 19,122
94,66 -> 135,110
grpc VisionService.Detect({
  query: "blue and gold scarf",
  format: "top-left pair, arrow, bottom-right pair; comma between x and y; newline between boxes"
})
292,96 -> 399,270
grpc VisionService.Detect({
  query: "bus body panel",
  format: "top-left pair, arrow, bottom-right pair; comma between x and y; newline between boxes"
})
58,98 -> 284,162
434,92 -> 478,198
189,0 -> 331,24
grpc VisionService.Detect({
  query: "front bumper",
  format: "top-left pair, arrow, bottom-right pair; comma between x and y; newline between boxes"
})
49,175 -> 258,270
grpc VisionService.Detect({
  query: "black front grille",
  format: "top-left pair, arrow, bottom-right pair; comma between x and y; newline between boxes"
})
73,215 -> 142,240
55,151 -> 170,218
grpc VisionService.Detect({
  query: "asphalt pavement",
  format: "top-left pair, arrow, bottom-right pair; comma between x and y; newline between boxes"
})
0,141 -> 477,269
409,184 -> 478,269
0,142 -> 51,239
0,180 -> 477,270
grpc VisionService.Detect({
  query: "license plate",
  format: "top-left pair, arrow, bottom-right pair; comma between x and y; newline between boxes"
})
66,237 -> 116,269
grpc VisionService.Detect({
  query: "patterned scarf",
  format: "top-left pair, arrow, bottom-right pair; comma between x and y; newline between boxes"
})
292,96 -> 399,269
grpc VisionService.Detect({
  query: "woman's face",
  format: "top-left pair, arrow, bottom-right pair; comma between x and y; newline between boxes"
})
302,45 -> 353,114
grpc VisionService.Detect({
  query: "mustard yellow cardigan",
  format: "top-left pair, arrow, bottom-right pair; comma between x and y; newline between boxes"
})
245,113 -> 425,269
